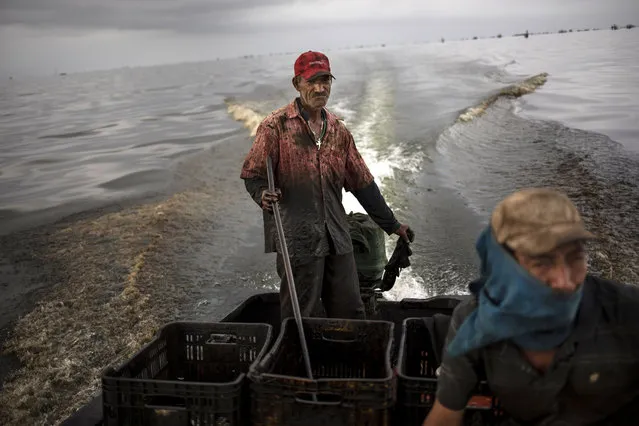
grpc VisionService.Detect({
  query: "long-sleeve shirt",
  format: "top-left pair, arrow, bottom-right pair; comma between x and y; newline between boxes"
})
240,98 -> 400,258
435,275 -> 639,424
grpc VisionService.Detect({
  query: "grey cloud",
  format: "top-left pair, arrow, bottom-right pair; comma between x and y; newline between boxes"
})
0,0 -> 293,33
0,0 -> 636,35
232,0 -> 639,33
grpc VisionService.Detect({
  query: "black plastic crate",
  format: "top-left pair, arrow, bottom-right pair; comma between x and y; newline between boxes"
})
248,317 -> 395,426
102,321 -> 273,426
376,297 -> 467,365
396,318 -> 506,426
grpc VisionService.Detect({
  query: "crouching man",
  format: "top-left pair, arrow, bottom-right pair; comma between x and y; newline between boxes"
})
424,188 -> 639,426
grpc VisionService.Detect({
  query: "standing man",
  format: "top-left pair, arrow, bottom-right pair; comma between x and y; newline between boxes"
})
240,51 -> 411,321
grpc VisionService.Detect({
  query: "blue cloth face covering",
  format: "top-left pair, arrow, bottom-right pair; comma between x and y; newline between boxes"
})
446,226 -> 584,358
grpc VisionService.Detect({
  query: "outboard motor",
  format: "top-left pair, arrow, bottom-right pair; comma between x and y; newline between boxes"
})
347,213 -> 388,316
347,212 -> 388,289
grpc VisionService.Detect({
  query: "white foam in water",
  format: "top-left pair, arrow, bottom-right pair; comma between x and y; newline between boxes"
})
333,77 -> 428,301
334,82 -> 398,216
385,273 -> 433,300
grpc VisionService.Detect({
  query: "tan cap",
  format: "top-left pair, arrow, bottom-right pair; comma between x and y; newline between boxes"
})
491,188 -> 595,256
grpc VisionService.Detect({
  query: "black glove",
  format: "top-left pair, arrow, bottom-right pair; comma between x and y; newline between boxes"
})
380,228 -> 415,291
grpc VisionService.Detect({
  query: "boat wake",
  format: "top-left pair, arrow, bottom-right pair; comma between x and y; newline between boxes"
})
456,72 -> 549,123
225,99 -> 266,137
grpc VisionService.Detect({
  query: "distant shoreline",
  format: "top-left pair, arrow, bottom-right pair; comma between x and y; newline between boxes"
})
2,24 -> 634,80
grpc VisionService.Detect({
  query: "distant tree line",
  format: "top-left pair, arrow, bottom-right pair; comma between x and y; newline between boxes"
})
440,23 -> 635,42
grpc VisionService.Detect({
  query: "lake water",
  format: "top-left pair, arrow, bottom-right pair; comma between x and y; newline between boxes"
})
3,29 -> 638,298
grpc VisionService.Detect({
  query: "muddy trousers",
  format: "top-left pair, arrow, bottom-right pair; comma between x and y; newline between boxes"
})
276,251 -> 366,321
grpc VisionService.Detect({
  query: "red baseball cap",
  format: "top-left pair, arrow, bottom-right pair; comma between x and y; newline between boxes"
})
294,51 -> 335,81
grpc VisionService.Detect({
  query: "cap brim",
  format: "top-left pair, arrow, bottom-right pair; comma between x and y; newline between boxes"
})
301,70 -> 335,81
509,224 -> 596,256
555,228 -> 596,246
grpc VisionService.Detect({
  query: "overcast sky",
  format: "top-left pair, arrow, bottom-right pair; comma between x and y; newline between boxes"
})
0,0 -> 637,76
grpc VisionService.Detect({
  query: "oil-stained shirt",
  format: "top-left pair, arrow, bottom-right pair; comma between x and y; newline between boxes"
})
240,98 -> 400,258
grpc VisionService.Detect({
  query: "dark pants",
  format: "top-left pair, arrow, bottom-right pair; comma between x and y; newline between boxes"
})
276,251 -> 366,321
